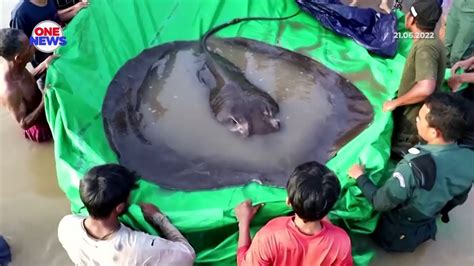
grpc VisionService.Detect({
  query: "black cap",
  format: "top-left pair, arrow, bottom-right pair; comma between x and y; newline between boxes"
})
409,0 -> 442,30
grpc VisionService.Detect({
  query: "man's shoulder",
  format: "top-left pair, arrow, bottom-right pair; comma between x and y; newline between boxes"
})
419,143 -> 473,157
57,214 -> 86,242
120,225 -> 164,247
414,38 -> 445,55
58,214 -> 85,228
264,216 -> 291,229
11,1 -> 30,18
323,221 -> 351,244
402,146 -> 431,162
400,146 -> 435,176
256,216 -> 291,237
445,144 -> 474,160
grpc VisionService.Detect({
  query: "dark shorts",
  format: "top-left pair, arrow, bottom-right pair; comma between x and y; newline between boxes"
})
391,106 -> 420,158
374,213 -> 437,252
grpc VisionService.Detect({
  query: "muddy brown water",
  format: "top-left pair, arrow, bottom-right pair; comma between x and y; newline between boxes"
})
0,108 -> 71,266
103,38 -> 372,190
1,0 -> 473,265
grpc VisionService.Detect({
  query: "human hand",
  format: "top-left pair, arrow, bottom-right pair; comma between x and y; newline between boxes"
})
235,200 -> 262,226
383,100 -> 398,112
44,54 -> 60,69
40,84 -> 52,95
139,203 -> 162,220
348,164 -> 365,179
74,0 -> 89,14
448,75 -> 463,92
451,59 -> 472,76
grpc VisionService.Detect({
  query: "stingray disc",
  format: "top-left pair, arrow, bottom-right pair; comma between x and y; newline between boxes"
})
102,38 -> 373,190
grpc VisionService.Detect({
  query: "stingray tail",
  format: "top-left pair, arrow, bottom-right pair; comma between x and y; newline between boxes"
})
200,10 -> 301,55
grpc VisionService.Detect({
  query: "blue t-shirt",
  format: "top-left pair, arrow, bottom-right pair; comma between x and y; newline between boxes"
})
10,0 -> 61,37
10,0 -> 61,66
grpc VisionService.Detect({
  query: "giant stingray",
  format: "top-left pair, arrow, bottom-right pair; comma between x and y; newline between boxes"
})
102,14 -> 374,190
196,13 -> 302,137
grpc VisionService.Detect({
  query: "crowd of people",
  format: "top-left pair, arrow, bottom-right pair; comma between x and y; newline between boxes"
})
1,0 -> 473,265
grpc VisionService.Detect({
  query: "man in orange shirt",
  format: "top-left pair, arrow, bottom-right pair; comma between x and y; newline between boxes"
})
235,161 -> 353,266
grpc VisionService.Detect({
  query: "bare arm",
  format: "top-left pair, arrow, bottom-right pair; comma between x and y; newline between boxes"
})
467,56 -> 474,69
235,200 -> 261,250
457,72 -> 474,83
393,79 -> 436,107
238,220 -> 252,250
448,72 -> 474,91
140,203 -> 192,248
30,55 -> 59,80
150,212 -> 190,244
451,56 -> 474,75
4,90 -> 44,130
31,61 -> 48,79
58,1 -> 88,22
58,6 -> 77,22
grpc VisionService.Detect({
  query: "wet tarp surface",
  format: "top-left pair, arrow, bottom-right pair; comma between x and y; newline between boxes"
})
102,38 -> 373,191
45,0 -> 415,264
296,0 -> 398,57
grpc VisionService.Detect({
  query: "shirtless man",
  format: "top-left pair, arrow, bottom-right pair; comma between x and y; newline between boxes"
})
0,28 -> 56,142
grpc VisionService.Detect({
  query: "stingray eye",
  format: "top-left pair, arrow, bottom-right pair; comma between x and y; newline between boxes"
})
230,117 -> 238,125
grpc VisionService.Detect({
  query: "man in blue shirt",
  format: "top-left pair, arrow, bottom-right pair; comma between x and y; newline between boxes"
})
10,0 -> 87,67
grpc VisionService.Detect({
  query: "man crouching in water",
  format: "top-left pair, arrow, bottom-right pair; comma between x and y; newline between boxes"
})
0,28 -> 56,142
349,93 -> 474,252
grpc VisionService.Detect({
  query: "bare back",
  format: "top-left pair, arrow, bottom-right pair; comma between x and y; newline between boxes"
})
0,59 -> 44,129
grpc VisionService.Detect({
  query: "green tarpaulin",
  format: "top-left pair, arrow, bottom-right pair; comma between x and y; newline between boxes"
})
45,0 -> 420,265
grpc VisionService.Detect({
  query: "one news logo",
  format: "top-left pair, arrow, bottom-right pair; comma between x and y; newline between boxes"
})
29,20 -> 67,53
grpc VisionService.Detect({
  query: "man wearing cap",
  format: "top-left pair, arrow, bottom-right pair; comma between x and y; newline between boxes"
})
349,93 -> 474,252
383,0 -> 446,158
444,0 -> 474,67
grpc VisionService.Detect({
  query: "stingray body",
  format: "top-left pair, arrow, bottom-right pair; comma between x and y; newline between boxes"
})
102,35 -> 373,191
198,13 -> 299,137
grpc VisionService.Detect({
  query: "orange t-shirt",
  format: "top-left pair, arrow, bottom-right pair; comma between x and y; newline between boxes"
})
237,216 -> 353,266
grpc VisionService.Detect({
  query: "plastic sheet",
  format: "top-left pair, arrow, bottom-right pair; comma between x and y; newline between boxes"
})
296,0 -> 398,57
45,0 -> 414,264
